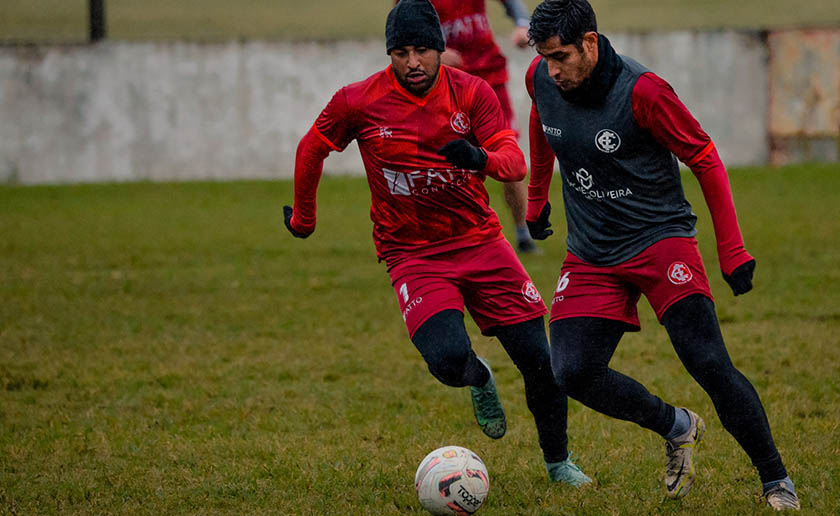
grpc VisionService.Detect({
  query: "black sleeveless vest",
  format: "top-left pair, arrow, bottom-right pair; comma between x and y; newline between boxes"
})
533,54 -> 698,265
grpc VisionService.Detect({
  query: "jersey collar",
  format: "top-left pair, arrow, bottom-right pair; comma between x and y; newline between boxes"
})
386,64 -> 445,106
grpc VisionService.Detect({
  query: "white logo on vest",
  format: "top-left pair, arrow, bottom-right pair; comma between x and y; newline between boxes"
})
575,168 -> 594,190
542,124 -> 562,137
595,129 -> 621,153
568,166 -> 634,201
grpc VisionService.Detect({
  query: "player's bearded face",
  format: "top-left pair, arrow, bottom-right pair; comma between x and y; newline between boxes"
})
390,46 -> 441,97
537,32 -> 599,92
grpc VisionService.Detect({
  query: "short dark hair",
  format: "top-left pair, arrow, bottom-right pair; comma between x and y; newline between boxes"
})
529,0 -> 598,48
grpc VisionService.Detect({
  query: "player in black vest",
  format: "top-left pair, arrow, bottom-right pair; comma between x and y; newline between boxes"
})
524,0 -> 799,510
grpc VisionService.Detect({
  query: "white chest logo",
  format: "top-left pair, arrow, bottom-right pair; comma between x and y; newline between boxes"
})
542,124 -> 562,137
595,129 -> 621,153
450,111 -> 470,134
575,168 -> 594,190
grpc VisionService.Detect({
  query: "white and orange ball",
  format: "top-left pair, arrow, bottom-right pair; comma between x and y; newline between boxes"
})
414,446 -> 490,516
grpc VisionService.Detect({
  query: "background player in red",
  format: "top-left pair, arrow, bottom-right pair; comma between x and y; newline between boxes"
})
524,0 -> 798,509
403,0 -> 540,254
284,0 -> 590,486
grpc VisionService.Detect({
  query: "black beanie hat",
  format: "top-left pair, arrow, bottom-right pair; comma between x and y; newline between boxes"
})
385,0 -> 446,54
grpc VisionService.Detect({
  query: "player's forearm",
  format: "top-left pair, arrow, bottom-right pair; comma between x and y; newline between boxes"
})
526,104 -> 554,221
291,127 -> 332,232
482,135 -> 526,182
690,147 -> 753,274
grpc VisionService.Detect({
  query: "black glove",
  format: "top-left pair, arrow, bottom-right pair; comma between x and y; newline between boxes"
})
284,205 -> 313,239
722,259 -> 756,296
437,139 -> 488,170
527,202 -> 554,240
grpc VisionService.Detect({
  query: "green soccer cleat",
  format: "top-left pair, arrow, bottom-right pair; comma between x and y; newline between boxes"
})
664,409 -> 705,498
764,480 -> 801,511
546,452 -> 592,486
469,357 -> 506,439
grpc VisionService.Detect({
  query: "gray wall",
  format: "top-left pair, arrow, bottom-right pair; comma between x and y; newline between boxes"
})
1,32 -> 769,184
767,29 -> 840,164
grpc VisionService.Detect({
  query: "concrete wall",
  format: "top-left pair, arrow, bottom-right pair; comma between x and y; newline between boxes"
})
0,31 -> 787,184
768,29 -> 840,165
0,41 -> 387,183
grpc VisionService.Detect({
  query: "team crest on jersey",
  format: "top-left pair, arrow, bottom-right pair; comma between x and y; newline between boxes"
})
667,262 -> 693,285
595,129 -> 621,153
521,281 -> 542,304
450,111 -> 470,134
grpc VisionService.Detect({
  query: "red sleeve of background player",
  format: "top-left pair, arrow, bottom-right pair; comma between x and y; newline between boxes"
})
289,89 -> 355,233
525,57 -> 555,222
632,72 -> 753,274
467,79 -> 526,182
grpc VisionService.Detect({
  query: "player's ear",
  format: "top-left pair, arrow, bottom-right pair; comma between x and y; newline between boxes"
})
582,31 -> 598,54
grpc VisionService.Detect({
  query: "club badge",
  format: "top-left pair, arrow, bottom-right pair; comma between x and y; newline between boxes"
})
450,111 -> 470,134
521,281 -> 542,303
667,262 -> 693,285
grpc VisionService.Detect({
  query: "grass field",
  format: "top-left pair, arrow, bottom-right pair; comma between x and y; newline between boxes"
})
1,164 -> 839,515
2,0 -> 840,43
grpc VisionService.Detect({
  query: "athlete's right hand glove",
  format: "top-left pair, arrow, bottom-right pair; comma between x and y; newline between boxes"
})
437,139 -> 488,171
722,258 -> 756,296
284,205 -> 313,239
527,202 -> 554,240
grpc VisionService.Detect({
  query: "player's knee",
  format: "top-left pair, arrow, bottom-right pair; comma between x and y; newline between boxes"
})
551,348 -> 603,397
557,361 -> 593,395
413,310 -> 473,386
425,346 -> 471,387
496,317 -> 551,378
688,351 -> 724,375
684,350 -> 738,390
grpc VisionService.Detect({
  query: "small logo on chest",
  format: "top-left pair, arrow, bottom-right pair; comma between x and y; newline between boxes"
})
575,168 -> 594,190
543,124 -> 562,137
379,127 -> 393,138
450,111 -> 470,134
595,129 -> 621,153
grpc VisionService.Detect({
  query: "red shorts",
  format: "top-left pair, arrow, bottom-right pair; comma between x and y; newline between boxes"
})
549,237 -> 713,328
388,238 -> 547,337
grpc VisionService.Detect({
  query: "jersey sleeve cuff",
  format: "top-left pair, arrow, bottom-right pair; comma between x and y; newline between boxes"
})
481,129 -> 516,150
687,141 -> 716,167
311,124 -> 342,152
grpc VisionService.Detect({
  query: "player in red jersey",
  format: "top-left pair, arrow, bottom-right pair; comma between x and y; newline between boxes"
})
524,0 -> 798,509
403,0 -> 540,254
285,0 -> 591,486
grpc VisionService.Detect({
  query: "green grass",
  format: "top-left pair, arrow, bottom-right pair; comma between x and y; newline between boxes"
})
1,164 -> 838,514
2,0 -> 839,43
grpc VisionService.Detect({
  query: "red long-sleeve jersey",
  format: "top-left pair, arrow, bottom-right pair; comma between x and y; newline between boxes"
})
291,65 -> 526,265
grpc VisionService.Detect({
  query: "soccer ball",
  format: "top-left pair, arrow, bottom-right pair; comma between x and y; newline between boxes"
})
414,445 -> 490,516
